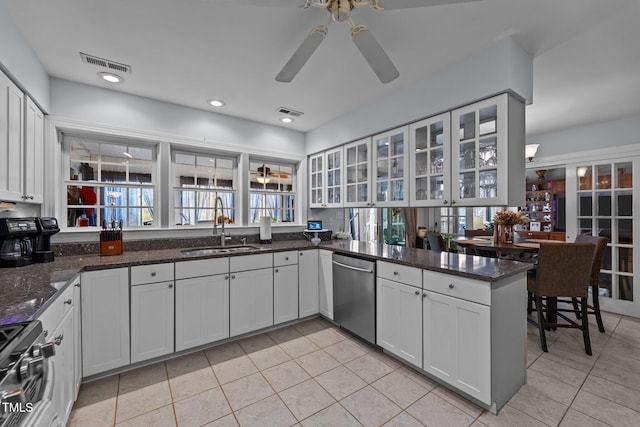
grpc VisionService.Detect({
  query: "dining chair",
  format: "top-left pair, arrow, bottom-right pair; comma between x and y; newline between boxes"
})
572,234 -> 609,333
527,242 -> 596,355
427,232 -> 446,253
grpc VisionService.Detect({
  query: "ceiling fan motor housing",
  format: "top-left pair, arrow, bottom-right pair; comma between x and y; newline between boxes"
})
330,0 -> 352,22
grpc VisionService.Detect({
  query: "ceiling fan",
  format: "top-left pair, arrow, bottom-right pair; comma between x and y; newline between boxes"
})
232,0 -> 481,84
251,164 -> 291,184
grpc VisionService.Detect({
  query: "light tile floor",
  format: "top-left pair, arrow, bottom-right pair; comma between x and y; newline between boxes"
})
69,312 -> 640,427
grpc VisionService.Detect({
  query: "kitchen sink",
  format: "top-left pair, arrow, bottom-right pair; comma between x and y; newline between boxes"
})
181,245 -> 260,256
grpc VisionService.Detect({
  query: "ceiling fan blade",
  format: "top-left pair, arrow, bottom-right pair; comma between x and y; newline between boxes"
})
221,0 -> 308,7
375,0 -> 482,10
351,26 -> 399,83
276,26 -> 327,83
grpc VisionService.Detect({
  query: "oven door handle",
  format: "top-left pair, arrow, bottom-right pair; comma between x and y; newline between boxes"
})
332,260 -> 373,274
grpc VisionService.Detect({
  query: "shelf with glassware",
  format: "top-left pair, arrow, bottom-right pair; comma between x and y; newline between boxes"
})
309,147 -> 343,208
409,113 -> 450,207
450,93 -> 525,207
343,137 -> 374,208
373,126 -> 409,207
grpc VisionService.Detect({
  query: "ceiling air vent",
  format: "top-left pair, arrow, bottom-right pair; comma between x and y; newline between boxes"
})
80,52 -> 132,74
276,107 -> 304,118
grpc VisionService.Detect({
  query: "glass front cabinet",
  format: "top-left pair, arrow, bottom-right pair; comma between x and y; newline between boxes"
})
344,138 -> 372,207
309,147 -> 343,208
450,93 -> 525,206
373,126 -> 409,207
409,113 -> 451,207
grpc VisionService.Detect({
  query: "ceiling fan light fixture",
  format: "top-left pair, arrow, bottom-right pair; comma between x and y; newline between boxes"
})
330,0 -> 351,22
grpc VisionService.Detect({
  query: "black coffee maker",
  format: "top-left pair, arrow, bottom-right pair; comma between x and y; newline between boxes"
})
34,217 -> 60,263
0,218 -> 39,267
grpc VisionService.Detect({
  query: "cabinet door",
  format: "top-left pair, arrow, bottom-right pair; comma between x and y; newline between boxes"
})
344,138 -> 372,207
274,264 -> 299,324
325,147 -> 343,207
298,249 -> 319,317
309,153 -> 325,208
373,126 -> 409,207
318,249 -> 333,320
376,278 -> 422,366
230,268 -> 274,337
72,280 -> 82,398
23,96 -> 44,203
409,113 -> 451,207
131,281 -> 175,363
51,310 -> 74,425
451,93 -> 524,207
0,71 -> 24,202
423,290 -> 490,404
175,274 -> 230,352
81,268 -> 130,377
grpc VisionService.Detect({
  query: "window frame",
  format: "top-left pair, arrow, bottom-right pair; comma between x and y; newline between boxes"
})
248,159 -> 297,225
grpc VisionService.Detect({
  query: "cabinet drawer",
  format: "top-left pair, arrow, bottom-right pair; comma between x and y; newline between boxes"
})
37,278 -> 77,336
274,251 -> 297,267
131,263 -> 174,285
230,253 -> 273,272
423,270 -> 490,306
377,261 -> 422,288
175,258 -> 229,280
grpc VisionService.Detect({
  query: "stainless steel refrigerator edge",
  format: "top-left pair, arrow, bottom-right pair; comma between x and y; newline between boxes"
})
332,253 -> 376,345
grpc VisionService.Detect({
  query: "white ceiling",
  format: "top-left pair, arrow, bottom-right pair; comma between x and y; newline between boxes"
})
3,0 -> 639,137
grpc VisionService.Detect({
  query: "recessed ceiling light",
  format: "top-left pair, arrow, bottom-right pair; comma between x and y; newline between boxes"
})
208,99 -> 226,107
280,117 -> 293,124
98,72 -> 123,83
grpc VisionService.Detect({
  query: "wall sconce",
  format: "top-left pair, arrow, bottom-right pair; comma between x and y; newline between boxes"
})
525,144 -> 539,162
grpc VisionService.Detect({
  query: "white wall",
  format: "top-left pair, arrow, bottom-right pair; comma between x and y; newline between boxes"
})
50,78 -> 306,157
527,114 -> 640,160
305,37 -> 533,154
0,3 -> 50,112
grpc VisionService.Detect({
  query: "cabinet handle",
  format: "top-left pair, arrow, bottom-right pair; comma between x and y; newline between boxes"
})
275,269 -> 279,273
443,200 -> 449,205
151,272 -> 157,277
423,293 -> 427,298
54,334 -> 64,346
448,283 -> 454,289
393,271 -> 398,276
231,275 -> 236,279
74,283 -> 80,288
225,275 -> 229,280
64,299 -> 72,305
21,195 -> 34,200
451,200 -> 456,205
168,284 -> 173,288
299,253 -> 303,256
44,330 -> 48,337
285,257 -> 289,261
414,290 -> 420,296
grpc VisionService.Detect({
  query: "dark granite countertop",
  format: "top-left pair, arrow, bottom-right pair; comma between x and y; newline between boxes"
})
0,239 -> 532,326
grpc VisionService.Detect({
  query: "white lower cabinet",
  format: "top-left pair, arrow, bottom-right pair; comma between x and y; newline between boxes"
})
230,268 -> 274,337
298,249 -> 319,317
175,274 -> 230,351
376,277 -> 422,367
131,281 -> 175,363
422,290 -> 490,403
274,264 -> 299,324
81,268 -> 130,377
318,249 -> 333,319
73,280 -> 82,398
51,309 -> 74,422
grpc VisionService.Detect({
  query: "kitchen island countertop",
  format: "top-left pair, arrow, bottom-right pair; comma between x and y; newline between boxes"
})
0,239 -> 532,326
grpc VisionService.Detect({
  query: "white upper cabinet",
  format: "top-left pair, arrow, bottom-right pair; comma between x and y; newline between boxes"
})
343,138 -> 373,207
409,113 -> 451,207
451,93 -> 525,207
0,70 -> 44,204
309,148 -> 343,208
373,126 -> 409,207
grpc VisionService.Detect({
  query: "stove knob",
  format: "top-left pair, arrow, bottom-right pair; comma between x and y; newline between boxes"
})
32,342 -> 56,359
19,356 -> 44,381
0,389 -> 26,405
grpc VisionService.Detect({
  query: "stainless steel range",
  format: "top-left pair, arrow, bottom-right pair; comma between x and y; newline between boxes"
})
0,321 -> 59,427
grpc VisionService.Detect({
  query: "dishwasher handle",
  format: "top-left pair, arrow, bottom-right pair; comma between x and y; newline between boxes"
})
332,260 -> 374,274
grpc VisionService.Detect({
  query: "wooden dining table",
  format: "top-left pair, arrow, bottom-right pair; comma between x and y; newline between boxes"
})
453,237 -> 544,256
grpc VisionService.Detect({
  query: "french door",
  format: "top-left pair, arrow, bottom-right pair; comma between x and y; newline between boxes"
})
566,158 -> 639,317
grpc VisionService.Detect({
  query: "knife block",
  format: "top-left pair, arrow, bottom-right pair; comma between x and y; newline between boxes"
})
100,231 -> 123,256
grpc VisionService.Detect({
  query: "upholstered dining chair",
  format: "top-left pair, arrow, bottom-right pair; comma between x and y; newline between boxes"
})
573,234 -> 609,333
527,242 -> 596,355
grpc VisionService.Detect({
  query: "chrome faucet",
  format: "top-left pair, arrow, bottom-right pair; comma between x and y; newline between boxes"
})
213,196 -> 230,247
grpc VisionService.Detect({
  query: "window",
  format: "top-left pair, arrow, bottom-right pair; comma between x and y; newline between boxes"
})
173,152 -> 236,226
65,137 -> 155,228
249,161 -> 296,224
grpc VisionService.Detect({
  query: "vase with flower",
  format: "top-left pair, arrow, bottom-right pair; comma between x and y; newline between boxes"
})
493,210 -> 530,244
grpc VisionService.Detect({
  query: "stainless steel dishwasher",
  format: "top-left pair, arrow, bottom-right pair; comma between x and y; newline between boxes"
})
332,253 -> 376,345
